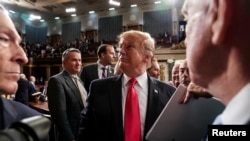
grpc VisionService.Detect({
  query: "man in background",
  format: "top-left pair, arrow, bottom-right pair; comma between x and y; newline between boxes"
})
147,57 -> 160,79
179,59 -> 191,87
169,62 -> 180,87
14,74 -> 31,105
80,44 -> 116,93
47,48 -> 86,141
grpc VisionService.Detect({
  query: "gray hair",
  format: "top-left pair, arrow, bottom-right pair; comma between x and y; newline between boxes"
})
62,48 -> 81,62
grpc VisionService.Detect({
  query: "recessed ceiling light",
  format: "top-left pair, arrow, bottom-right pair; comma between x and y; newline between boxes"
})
154,1 -> 162,4
89,11 -> 95,14
109,8 -> 115,11
130,4 -> 137,7
29,14 -> 41,20
109,0 -> 120,6
55,17 -> 60,20
9,10 -> 15,14
71,14 -> 76,17
66,8 -> 76,13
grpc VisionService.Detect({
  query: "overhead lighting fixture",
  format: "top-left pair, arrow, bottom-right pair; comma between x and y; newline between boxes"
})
109,0 -> 120,6
55,17 -> 60,20
71,14 -> 76,17
154,1 -> 162,4
9,10 -> 15,14
40,19 -> 45,22
130,4 -> 137,7
109,8 -> 115,11
89,11 -> 95,14
66,8 -> 76,13
29,14 -> 41,20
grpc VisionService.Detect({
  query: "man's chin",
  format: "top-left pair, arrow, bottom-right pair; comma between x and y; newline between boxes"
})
0,83 -> 18,95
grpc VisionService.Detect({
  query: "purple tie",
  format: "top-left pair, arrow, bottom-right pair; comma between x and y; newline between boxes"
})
101,67 -> 106,78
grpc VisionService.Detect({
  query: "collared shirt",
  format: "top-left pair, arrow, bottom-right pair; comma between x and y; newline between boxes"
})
71,75 -> 87,107
97,60 -> 108,79
122,72 -> 148,138
222,83 -> 250,124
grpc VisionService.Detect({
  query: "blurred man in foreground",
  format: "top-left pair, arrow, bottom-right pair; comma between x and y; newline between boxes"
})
0,5 -> 41,130
182,0 -> 250,124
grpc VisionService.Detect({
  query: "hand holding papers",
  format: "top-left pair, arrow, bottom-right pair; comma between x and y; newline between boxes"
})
146,84 -> 225,141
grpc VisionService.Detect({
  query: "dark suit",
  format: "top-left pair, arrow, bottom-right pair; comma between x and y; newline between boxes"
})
78,74 -> 176,141
14,78 -> 30,105
79,63 -> 114,93
47,70 -> 85,141
0,97 -> 41,129
28,81 -> 37,102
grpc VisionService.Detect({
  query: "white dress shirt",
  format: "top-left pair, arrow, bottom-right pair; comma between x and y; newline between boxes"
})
221,83 -> 250,124
122,72 -> 148,138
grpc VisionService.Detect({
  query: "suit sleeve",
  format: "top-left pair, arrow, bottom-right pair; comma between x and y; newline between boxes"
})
78,81 -> 95,141
47,77 -> 75,140
80,67 -> 89,93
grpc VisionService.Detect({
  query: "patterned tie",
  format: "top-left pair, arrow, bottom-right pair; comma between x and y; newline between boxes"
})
125,78 -> 141,141
74,77 -> 87,107
101,67 -> 106,78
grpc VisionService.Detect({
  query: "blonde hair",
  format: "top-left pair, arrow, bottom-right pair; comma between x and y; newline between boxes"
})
118,30 -> 155,68
118,30 -> 155,57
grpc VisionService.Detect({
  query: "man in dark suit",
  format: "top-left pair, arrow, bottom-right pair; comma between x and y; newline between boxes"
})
78,30 -> 176,141
0,4 -> 41,129
14,77 -> 30,105
47,48 -> 86,141
79,44 -> 116,93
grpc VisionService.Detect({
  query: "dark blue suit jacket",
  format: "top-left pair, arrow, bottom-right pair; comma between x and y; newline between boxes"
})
0,97 -> 41,129
78,74 -> 176,141
79,63 -> 114,93
47,70 -> 85,141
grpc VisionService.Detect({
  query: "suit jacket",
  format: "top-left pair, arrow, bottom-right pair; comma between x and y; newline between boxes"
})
79,63 -> 114,93
14,78 -> 30,104
47,70 -> 85,141
78,74 -> 176,141
28,81 -> 37,102
0,97 -> 41,129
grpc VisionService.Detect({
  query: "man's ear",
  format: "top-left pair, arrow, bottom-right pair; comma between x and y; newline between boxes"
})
211,0 -> 233,45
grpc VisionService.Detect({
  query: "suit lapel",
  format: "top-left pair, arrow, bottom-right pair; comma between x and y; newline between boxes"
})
109,75 -> 124,141
107,66 -> 114,77
62,71 -> 84,106
93,64 -> 99,79
144,76 -> 160,137
1,97 -> 17,129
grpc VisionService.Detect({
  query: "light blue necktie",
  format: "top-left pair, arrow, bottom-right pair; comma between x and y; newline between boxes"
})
212,114 -> 222,125
205,114 -> 222,141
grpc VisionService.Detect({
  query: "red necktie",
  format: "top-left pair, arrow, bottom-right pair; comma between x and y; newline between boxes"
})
125,78 -> 141,141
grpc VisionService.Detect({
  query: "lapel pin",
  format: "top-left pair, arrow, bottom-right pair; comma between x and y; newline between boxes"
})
154,89 -> 158,94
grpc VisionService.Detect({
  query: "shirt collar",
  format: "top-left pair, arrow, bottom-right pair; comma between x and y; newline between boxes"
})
97,60 -> 107,70
222,83 -> 250,124
123,72 -> 148,88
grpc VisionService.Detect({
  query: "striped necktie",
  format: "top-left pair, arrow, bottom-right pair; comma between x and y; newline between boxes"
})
101,67 -> 106,78
73,77 -> 87,107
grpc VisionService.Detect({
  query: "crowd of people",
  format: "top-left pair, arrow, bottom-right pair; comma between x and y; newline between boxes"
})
1,0 -> 250,140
